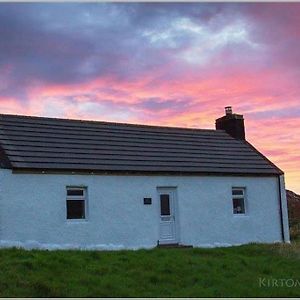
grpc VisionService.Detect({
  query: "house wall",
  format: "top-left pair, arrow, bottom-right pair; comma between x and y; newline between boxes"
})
0,169 -> 287,249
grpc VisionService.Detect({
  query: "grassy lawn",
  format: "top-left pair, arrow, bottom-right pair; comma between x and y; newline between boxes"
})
1,243 -> 300,297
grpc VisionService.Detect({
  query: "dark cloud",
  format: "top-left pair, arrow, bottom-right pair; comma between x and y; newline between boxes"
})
0,3 -> 238,99
249,107 -> 300,120
1,2 -> 300,101
137,97 -> 193,112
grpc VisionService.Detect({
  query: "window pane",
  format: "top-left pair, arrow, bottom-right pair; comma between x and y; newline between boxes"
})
232,189 -> 244,196
233,198 -> 245,214
160,194 -> 170,216
67,189 -> 84,196
67,200 -> 85,219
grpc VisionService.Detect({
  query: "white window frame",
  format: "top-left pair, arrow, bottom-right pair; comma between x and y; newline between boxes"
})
232,187 -> 246,215
66,187 -> 88,221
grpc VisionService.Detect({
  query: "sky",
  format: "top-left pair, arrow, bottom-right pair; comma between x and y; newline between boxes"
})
0,3 -> 299,193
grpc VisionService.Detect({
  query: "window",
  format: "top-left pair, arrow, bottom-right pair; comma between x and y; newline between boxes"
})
160,194 -> 170,216
232,188 -> 246,214
66,187 -> 86,219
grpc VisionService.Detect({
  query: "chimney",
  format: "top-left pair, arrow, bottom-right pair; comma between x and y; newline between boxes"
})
215,106 -> 245,140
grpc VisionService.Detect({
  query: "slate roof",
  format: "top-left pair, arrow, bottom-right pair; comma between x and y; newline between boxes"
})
0,114 -> 283,175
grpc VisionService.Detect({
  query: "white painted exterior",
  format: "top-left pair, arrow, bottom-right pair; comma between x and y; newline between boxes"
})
0,169 -> 289,250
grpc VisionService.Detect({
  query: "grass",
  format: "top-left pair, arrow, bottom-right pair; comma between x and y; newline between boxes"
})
0,243 -> 300,297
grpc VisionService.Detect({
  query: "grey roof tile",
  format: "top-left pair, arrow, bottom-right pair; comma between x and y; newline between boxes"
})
0,114 -> 283,175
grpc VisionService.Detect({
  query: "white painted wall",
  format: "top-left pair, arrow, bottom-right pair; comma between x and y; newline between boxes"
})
0,169 -> 287,250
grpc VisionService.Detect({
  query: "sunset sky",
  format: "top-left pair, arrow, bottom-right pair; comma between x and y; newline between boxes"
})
0,3 -> 299,193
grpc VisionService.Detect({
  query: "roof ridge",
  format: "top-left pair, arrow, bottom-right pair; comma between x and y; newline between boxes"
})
0,113 -> 220,133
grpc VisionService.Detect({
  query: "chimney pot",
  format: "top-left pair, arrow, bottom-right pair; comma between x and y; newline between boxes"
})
225,106 -> 232,115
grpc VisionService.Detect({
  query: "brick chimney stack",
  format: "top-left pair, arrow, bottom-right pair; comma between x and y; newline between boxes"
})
215,106 -> 245,140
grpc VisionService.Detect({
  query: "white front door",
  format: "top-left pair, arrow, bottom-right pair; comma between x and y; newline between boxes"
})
158,189 -> 178,244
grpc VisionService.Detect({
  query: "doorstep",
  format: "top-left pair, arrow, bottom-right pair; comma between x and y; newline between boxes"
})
157,243 -> 193,248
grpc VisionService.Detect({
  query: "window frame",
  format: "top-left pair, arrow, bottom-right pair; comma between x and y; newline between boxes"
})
66,187 -> 88,221
232,187 -> 246,215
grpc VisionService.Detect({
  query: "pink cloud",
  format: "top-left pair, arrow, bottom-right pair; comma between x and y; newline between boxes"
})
0,3 -> 299,193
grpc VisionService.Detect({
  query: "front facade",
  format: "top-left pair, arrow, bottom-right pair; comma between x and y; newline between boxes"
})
0,108 -> 290,249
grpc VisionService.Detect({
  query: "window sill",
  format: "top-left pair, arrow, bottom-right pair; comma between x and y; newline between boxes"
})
66,219 -> 88,223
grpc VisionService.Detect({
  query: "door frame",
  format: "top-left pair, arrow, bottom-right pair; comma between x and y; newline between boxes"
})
157,187 -> 180,245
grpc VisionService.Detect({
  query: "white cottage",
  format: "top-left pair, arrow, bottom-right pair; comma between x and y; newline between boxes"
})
0,107 -> 290,250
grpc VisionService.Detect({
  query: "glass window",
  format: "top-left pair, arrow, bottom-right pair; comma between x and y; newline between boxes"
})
233,198 -> 245,214
67,200 -> 85,219
67,189 -> 84,196
232,188 -> 246,214
160,194 -> 170,216
232,189 -> 244,196
66,187 -> 86,219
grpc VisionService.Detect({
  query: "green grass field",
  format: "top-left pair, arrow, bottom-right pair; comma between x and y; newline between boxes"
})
1,243 -> 300,297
